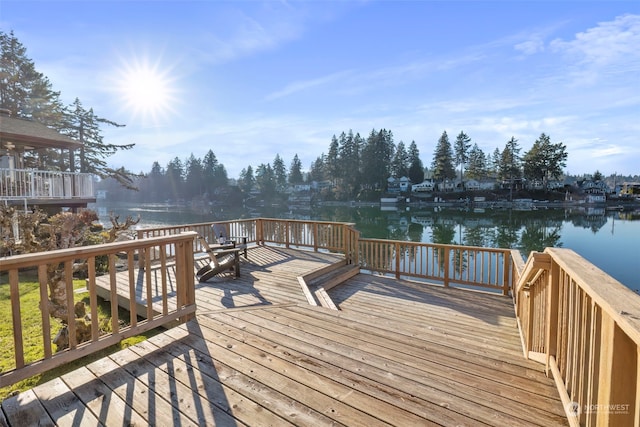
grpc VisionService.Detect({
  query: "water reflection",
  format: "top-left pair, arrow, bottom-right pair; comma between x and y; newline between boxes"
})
91,201 -> 640,291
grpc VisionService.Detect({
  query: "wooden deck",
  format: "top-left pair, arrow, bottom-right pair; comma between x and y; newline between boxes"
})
1,246 -> 568,426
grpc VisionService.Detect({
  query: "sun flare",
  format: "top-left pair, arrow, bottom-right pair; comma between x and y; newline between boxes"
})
113,55 -> 179,124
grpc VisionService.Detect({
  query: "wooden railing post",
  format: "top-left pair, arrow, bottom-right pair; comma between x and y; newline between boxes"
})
395,242 -> 401,279
596,313 -> 636,425
443,247 -> 450,288
545,261 -> 560,375
175,234 -> 196,322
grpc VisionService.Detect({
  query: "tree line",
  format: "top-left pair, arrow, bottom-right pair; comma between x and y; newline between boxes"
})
101,126 -> 572,204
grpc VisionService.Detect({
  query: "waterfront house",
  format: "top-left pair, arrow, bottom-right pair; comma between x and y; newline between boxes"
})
411,179 -> 435,192
0,109 -> 95,212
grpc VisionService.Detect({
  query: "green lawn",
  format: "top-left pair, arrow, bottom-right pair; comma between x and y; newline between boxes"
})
0,275 -> 159,401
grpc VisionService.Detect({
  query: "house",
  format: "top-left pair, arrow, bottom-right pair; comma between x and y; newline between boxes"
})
0,109 -> 95,211
578,179 -> 609,194
387,176 -> 411,193
411,180 -> 435,193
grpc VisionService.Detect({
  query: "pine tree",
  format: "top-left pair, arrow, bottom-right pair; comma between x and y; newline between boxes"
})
407,140 -> 424,184
361,129 -> 395,190
454,131 -> 471,183
239,166 -> 255,194
165,157 -> 185,200
256,163 -> 276,196
499,137 -> 522,200
289,154 -> 304,184
272,154 -> 287,191
391,140 -> 409,178
326,136 -> 340,186
63,98 -> 137,189
466,143 -> 487,180
0,31 -> 64,124
431,131 -> 456,183
522,133 -> 567,190
184,154 -> 204,199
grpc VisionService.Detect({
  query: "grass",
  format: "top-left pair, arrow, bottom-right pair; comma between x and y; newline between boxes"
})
0,273 -> 160,401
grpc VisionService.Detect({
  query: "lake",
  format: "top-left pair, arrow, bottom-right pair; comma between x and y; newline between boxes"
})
90,201 -> 640,292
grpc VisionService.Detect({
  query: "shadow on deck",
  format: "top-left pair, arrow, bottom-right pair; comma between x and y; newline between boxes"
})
1,246 -> 568,426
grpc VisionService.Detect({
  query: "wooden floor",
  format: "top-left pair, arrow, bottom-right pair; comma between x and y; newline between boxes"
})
1,246 -> 568,426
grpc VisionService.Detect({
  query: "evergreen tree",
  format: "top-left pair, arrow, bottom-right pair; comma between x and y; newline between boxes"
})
592,170 -> 604,182
308,154 -> 326,182
147,161 -> 165,202
522,133 -> 568,190
391,140 -> 409,178
272,154 -> 287,190
361,129 -> 395,190
466,143 -> 487,180
338,130 -> 361,197
454,131 -> 471,183
184,154 -> 204,199
326,136 -> 340,185
238,165 -> 255,194
0,31 -> 64,124
431,131 -> 456,183
407,140 -> 424,184
289,154 -> 304,184
489,147 -> 501,177
202,149 -> 218,196
165,157 -> 185,200
255,163 -> 276,196
499,137 -> 522,199
64,98 -> 137,189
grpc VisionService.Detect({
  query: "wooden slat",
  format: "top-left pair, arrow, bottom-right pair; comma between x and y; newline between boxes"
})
32,376 -> 102,427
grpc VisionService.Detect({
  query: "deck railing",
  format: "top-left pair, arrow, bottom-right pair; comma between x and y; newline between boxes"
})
0,168 -> 94,200
514,247 -> 639,426
358,238 -> 513,294
137,218 -> 508,293
0,232 -> 197,388
137,218 -> 361,266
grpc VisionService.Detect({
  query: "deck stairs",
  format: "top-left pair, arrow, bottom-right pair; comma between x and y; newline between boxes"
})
298,261 -> 359,309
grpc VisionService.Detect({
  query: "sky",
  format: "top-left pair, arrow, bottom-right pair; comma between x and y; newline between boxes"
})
2,1 -> 639,179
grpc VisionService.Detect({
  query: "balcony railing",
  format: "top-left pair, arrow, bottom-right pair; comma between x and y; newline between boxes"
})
0,168 -> 94,200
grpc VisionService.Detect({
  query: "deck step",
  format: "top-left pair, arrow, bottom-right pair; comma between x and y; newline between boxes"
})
299,263 -> 360,310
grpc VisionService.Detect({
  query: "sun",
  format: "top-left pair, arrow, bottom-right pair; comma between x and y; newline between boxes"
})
113,55 -> 179,124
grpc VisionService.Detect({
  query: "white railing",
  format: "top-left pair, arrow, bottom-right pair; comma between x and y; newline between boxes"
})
0,168 -> 94,199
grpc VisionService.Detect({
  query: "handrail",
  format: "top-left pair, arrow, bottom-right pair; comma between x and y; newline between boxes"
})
0,232 -> 197,388
358,238 -> 513,294
0,168 -> 94,199
514,247 -> 639,425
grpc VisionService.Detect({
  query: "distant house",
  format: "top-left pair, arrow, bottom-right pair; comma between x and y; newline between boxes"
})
440,179 -> 460,192
465,179 -> 480,191
387,176 -> 411,193
578,179 -> 609,194
621,182 -> 640,197
411,180 -> 435,193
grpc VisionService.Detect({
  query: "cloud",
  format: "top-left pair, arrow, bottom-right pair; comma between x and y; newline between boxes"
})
265,70 -> 354,101
550,14 -> 640,75
514,37 -> 545,55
